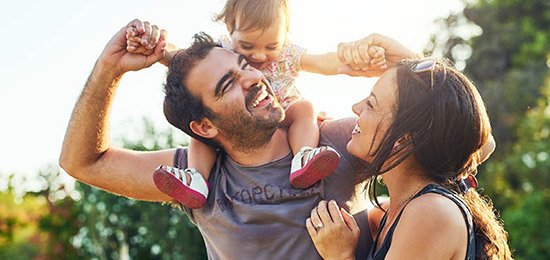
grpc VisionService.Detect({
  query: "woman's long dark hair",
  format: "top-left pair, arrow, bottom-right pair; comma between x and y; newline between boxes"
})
362,59 -> 511,259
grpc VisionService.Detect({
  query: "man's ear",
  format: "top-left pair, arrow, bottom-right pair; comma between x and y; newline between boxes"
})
189,118 -> 219,139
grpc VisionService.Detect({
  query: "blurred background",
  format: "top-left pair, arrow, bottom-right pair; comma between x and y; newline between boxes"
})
0,0 -> 548,259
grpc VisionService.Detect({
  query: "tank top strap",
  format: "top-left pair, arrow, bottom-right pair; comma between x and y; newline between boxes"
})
367,184 -> 476,260
414,184 -> 476,259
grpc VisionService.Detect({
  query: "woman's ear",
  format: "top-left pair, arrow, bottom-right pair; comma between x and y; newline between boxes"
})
392,134 -> 413,151
189,118 -> 219,139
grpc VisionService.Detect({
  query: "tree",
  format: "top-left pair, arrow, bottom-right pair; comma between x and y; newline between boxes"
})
491,77 -> 550,259
0,167 -> 79,260
426,0 -> 550,153
1,118 -> 208,259
70,118 -> 207,259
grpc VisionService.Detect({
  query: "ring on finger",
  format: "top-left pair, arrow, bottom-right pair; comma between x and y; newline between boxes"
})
315,223 -> 324,230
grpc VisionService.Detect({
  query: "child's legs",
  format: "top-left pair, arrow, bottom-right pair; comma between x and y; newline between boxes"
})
188,138 -> 217,181
283,100 -> 319,155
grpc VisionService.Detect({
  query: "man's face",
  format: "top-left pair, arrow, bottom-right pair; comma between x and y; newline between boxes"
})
185,47 -> 285,151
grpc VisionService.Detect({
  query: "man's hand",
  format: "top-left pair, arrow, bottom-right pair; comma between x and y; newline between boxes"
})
98,19 -> 167,77
126,19 -> 178,67
126,20 -> 164,56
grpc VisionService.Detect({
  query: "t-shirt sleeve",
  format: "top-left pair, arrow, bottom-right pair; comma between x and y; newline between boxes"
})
319,117 -> 369,183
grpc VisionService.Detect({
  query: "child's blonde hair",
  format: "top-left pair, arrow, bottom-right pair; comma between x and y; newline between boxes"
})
215,0 -> 290,34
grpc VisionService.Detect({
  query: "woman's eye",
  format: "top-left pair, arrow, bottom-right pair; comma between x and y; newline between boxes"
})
366,100 -> 373,109
240,45 -> 253,50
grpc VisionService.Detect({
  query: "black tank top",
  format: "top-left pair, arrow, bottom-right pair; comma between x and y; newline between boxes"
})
366,184 -> 476,260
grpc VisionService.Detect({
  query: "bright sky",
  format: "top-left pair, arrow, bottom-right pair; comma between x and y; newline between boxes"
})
0,0 -> 463,184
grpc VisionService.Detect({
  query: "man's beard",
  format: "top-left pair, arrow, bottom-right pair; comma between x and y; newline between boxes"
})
213,86 -> 285,152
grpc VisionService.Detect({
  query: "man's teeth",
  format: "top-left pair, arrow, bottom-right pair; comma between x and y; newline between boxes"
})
252,90 -> 268,108
352,124 -> 362,134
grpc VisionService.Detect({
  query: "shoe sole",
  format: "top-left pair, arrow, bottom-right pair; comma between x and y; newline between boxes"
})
289,150 -> 340,189
153,167 -> 207,209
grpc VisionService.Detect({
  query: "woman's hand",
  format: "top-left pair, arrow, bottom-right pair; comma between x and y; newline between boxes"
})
337,33 -> 422,77
306,200 -> 360,260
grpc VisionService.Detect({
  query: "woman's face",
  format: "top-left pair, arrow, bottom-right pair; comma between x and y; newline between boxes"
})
347,69 -> 398,162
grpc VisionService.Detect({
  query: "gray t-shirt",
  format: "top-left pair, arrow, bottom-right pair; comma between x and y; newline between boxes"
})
173,117 -> 372,259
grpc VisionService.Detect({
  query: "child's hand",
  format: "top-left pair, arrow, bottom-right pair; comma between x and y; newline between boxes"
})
124,19 -> 176,66
337,39 -> 387,77
337,40 -> 386,71
125,20 -> 165,56
367,45 -> 388,71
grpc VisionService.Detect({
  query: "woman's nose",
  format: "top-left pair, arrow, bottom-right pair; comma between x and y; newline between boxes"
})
352,102 -> 361,115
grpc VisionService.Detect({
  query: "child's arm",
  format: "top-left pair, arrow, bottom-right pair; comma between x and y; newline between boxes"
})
300,52 -> 343,75
125,20 -> 180,67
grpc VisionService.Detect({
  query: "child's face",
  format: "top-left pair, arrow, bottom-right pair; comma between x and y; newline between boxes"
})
230,17 -> 287,70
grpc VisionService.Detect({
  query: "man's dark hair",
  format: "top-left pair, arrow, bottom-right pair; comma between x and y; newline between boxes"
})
164,32 -> 222,149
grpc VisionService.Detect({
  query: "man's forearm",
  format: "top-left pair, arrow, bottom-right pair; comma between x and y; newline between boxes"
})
59,60 -> 121,174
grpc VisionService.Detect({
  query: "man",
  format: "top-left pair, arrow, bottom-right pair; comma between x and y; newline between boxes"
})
60,20 -> 417,259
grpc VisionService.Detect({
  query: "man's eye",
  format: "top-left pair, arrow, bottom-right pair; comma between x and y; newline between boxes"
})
222,79 -> 234,95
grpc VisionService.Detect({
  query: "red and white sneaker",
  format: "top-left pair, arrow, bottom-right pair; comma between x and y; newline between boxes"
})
153,165 -> 209,209
289,146 -> 340,189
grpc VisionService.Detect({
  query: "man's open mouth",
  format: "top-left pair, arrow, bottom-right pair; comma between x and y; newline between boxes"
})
247,81 -> 274,111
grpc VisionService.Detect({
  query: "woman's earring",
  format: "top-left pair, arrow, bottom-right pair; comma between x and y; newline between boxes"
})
392,141 -> 400,151
377,175 -> 385,186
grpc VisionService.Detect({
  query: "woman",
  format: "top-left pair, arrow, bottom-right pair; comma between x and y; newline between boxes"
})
306,35 -> 512,259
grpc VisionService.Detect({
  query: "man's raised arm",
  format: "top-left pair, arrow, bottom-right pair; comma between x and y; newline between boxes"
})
59,20 -> 175,202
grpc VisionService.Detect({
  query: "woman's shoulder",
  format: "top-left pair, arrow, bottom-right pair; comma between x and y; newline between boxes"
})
404,193 -> 466,230
388,192 -> 467,259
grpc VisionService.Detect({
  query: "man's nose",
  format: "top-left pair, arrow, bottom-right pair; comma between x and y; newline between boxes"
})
240,69 -> 263,90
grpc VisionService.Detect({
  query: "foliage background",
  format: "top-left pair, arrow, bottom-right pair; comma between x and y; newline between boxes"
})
1,0 -> 548,259
1,120 -> 207,259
